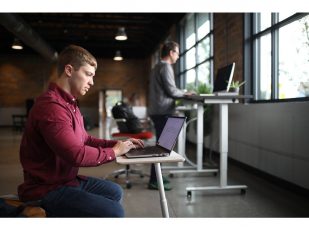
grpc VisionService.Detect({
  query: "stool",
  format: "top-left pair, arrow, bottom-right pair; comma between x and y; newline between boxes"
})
0,194 -> 46,217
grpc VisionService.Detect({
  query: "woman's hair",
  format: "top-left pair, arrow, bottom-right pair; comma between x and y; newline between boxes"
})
57,45 -> 97,76
160,41 -> 179,58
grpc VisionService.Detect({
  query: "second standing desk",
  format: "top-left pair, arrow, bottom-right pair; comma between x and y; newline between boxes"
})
183,95 -> 252,198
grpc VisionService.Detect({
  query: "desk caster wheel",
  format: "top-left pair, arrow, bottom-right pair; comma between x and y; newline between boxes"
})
126,182 -> 132,189
240,189 -> 246,195
187,191 -> 192,200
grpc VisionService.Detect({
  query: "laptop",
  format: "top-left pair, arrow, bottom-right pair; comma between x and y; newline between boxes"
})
125,116 -> 186,158
199,62 -> 236,96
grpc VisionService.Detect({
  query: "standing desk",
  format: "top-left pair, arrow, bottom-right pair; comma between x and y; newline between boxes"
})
183,95 -> 252,198
116,151 -> 185,217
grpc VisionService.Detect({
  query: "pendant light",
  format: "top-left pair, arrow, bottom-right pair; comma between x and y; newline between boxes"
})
115,27 -> 127,41
113,50 -> 123,61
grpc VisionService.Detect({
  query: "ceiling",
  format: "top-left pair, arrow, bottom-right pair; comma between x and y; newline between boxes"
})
0,13 -> 185,60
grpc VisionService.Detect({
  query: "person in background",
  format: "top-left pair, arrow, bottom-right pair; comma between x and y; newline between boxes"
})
18,45 -> 144,217
147,41 -> 193,190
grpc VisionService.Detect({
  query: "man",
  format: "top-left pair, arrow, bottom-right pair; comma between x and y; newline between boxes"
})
148,41 -> 192,190
18,45 -> 144,217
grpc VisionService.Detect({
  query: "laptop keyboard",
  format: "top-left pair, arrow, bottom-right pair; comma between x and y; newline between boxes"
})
129,146 -> 163,154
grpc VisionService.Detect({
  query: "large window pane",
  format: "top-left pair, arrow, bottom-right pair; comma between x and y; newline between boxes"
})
185,69 -> 196,90
259,34 -> 272,100
278,15 -> 309,98
185,14 -> 195,49
185,47 -> 196,69
197,37 -> 210,63
279,12 -> 294,21
197,62 -> 210,87
259,13 -> 271,32
197,13 -> 210,40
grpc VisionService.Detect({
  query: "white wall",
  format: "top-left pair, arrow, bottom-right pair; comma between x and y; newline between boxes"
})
187,101 -> 309,190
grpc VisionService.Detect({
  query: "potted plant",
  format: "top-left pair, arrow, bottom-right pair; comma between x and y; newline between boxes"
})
184,83 -> 213,136
229,80 -> 245,93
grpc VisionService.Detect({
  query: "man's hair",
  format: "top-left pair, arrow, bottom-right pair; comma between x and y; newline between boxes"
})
160,41 -> 179,58
57,45 -> 97,76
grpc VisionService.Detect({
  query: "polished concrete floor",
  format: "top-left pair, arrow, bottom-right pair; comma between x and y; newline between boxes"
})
1,127 -> 309,218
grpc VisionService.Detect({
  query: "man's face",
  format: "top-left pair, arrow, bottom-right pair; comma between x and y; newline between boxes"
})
170,47 -> 179,64
68,63 -> 95,97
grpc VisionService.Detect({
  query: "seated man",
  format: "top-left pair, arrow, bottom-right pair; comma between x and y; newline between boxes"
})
18,45 -> 144,217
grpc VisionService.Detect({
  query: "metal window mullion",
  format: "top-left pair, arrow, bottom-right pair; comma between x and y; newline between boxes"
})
253,13 -> 261,99
271,13 -> 279,99
210,13 -> 214,88
244,13 -> 252,98
194,13 -> 199,87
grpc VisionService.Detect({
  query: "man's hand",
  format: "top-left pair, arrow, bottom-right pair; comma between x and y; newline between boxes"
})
112,138 -> 144,157
126,138 -> 144,149
112,140 -> 136,157
184,91 -> 196,96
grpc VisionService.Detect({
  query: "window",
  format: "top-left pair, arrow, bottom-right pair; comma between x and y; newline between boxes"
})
177,13 -> 213,92
247,13 -> 309,101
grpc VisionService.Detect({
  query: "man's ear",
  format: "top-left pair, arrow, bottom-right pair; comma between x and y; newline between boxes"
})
64,64 -> 73,77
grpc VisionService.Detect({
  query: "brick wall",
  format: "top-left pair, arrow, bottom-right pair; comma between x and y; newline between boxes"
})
214,13 -> 244,83
0,54 -> 150,108
0,54 -> 53,107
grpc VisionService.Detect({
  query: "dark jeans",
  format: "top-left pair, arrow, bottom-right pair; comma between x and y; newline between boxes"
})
41,177 -> 124,217
149,115 -> 170,183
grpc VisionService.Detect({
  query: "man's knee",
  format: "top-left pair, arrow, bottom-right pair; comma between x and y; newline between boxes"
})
111,182 -> 123,202
109,205 -> 125,217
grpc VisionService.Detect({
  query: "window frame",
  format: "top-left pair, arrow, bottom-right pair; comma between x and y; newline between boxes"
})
176,13 -> 214,91
245,13 -> 309,103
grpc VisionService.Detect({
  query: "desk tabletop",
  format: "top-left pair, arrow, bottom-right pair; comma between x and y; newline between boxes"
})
116,151 -> 185,165
184,94 -> 253,100
183,94 -> 253,104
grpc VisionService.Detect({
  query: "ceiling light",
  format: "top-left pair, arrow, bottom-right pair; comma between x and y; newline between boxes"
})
113,50 -> 123,61
11,38 -> 23,50
115,27 -> 127,41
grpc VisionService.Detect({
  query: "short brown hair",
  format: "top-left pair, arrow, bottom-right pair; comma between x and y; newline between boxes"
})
160,41 -> 179,58
57,45 -> 97,76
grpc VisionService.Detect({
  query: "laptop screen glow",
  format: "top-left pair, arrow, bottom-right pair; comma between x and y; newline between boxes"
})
213,62 -> 235,93
157,117 -> 185,151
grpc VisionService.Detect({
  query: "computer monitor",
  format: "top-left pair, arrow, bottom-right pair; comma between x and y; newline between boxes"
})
213,62 -> 235,93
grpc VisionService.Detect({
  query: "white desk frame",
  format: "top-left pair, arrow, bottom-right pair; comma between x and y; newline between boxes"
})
116,151 -> 185,217
184,95 -> 251,197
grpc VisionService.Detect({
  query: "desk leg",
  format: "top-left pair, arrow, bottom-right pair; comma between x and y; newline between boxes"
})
177,125 -> 185,167
220,104 -> 228,187
197,102 -> 204,171
155,163 -> 169,218
185,103 -> 247,198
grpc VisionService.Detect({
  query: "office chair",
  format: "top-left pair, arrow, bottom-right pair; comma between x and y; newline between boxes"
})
107,102 -> 155,189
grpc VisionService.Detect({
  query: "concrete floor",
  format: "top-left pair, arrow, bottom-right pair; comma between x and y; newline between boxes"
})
1,127 -> 309,218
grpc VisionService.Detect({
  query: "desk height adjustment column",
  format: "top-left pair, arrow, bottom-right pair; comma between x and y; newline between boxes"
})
185,95 -> 251,199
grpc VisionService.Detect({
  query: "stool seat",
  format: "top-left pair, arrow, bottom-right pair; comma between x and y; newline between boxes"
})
0,195 -> 46,217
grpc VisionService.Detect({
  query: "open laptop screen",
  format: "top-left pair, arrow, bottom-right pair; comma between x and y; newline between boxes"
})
213,62 -> 235,93
157,117 -> 185,151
